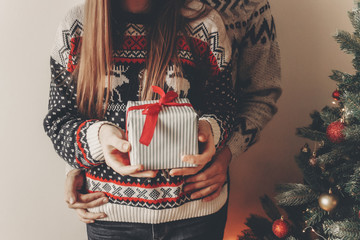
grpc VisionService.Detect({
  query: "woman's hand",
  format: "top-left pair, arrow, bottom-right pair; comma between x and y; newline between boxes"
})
99,124 -> 158,178
183,146 -> 231,202
169,120 -> 216,176
65,169 -> 108,223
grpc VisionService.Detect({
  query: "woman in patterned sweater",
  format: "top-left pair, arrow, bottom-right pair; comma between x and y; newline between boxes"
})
45,0 -> 237,239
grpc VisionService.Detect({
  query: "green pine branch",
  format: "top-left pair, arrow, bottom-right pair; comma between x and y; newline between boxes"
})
296,127 -> 327,142
323,220 -> 360,240
260,195 -> 282,221
244,214 -> 277,240
237,230 -> 258,240
344,163 -> 360,200
275,184 -> 318,206
352,55 -> 360,72
334,30 -> 360,56
329,69 -> 353,83
294,151 -> 324,191
316,146 -> 347,166
304,206 -> 327,227
319,107 -> 341,125
328,161 -> 357,188
343,92 -> 360,120
349,10 -> 360,36
333,71 -> 360,93
343,124 -> 360,142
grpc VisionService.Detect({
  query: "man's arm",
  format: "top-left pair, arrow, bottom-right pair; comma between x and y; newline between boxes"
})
202,0 -> 282,159
229,0 -> 281,158
183,0 -> 281,201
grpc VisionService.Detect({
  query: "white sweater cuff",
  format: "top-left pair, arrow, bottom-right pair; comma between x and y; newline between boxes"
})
199,117 -> 221,146
86,121 -> 121,162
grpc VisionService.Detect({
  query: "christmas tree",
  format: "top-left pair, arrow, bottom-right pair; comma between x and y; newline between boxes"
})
238,3 -> 360,240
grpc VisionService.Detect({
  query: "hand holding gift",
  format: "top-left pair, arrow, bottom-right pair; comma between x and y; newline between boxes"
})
169,119 -> 216,176
99,124 -> 158,177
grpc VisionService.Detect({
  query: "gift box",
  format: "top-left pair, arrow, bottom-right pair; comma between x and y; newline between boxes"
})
126,87 -> 198,170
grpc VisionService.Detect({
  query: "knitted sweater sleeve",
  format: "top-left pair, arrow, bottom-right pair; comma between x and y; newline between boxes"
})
227,0 -> 281,159
186,3 -> 237,149
202,0 -> 281,159
44,5 -> 109,169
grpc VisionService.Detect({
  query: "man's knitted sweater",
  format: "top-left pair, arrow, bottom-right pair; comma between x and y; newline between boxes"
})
45,1 -> 237,223
201,0 -> 282,159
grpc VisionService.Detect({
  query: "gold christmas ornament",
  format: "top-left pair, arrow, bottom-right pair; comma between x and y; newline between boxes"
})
318,191 -> 338,212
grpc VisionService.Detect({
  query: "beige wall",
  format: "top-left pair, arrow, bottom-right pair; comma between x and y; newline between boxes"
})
0,0 -> 355,239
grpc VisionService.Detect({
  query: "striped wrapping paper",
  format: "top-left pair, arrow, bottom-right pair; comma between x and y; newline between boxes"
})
126,98 -> 198,170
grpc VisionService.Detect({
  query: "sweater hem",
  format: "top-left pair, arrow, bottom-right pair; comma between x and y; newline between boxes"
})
87,183 -> 228,224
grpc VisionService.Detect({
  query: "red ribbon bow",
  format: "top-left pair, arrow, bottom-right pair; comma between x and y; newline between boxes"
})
127,86 -> 192,146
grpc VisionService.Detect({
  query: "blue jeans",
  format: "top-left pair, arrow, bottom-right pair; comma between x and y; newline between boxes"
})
87,202 -> 228,240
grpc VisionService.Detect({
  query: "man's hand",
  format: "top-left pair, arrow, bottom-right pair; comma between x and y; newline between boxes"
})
65,169 -> 108,223
183,146 -> 232,202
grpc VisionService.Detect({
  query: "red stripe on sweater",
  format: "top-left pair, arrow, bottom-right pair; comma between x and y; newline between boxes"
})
88,190 -> 187,204
75,156 -> 90,169
76,120 -> 98,166
67,37 -> 82,73
179,58 -> 196,67
113,58 -> 147,64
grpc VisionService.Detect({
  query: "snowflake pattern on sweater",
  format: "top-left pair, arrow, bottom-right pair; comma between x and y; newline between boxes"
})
44,1 -> 236,223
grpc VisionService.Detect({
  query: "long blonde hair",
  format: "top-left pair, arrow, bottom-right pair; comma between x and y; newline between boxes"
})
76,0 -> 205,118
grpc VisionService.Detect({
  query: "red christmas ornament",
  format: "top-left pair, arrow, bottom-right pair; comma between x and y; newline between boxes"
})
326,121 -> 345,143
272,217 -> 290,238
332,90 -> 340,101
